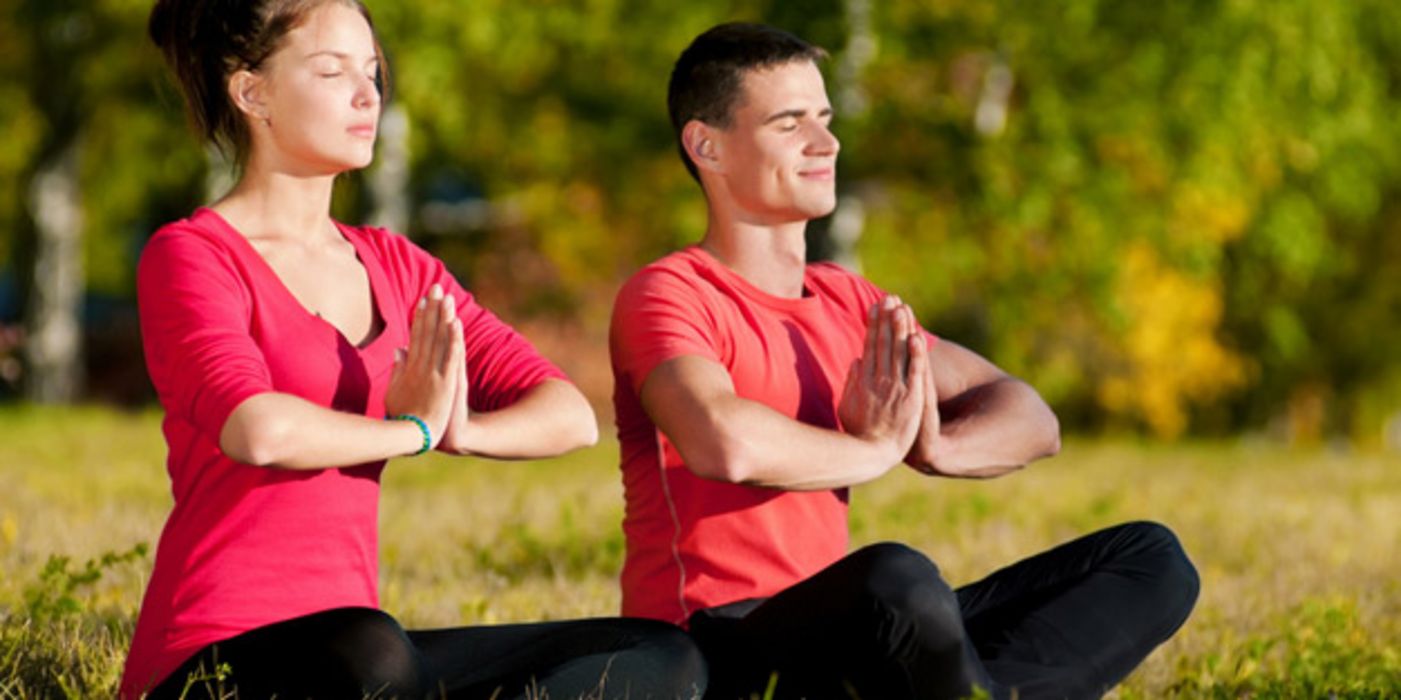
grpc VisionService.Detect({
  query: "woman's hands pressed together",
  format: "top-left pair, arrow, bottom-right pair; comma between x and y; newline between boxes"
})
385,284 -> 464,453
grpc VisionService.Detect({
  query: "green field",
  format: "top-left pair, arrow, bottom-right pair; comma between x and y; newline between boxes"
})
1,405 -> 1398,698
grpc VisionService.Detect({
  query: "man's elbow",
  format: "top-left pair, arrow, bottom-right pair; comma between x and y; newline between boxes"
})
1039,410 -> 1062,460
683,435 -> 756,485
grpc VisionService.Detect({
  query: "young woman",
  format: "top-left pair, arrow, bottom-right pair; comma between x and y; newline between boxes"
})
121,1 -> 705,697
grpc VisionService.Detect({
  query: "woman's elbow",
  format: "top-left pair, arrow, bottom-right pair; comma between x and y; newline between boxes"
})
566,414 -> 600,452
220,409 -> 293,467
569,391 -> 601,449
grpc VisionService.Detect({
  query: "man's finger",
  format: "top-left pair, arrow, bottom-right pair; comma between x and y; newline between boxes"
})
876,296 -> 897,380
892,303 -> 911,383
862,302 -> 879,383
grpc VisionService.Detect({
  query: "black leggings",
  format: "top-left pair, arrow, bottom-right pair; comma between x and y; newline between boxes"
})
147,610 -> 706,699
688,521 -> 1199,700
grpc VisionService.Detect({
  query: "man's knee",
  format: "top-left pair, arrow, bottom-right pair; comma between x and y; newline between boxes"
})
843,543 -> 965,653
1114,521 -> 1201,625
637,618 -> 708,675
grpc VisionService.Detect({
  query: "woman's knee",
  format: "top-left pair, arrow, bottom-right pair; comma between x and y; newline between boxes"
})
317,608 -> 430,697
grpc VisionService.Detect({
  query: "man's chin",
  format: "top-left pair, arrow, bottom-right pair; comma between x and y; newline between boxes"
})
804,198 -> 839,220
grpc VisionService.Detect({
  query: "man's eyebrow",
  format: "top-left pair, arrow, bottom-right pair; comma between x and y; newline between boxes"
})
761,107 -> 833,124
762,108 -> 806,124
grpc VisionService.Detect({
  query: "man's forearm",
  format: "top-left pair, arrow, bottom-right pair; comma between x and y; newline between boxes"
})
909,378 -> 1060,477
679,392 -> 906,491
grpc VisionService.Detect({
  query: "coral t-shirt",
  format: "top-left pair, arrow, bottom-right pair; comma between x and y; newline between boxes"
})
611,246 -> 935,624
120,208 -> 565,697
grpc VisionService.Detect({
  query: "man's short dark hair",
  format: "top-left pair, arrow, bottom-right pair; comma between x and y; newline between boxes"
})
668,23 -> 828,182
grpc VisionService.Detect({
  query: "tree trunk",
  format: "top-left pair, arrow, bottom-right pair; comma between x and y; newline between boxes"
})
23,142 -> 84,403
368,103 -> 411,234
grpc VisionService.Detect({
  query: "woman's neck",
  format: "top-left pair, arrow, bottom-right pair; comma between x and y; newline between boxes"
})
213,158 -> 339,244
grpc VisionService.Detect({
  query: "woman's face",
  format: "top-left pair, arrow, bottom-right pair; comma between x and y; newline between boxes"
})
249,2 -> 381,175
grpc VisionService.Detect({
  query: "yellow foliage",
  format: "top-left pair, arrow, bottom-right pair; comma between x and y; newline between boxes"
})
1,514 -> 15,548
1170,183 -> 1252,244
1099,244 -> 1250,437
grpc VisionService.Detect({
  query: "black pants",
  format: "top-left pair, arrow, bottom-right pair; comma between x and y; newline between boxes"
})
148,610 -> 706,699
688,521 -> 1199,700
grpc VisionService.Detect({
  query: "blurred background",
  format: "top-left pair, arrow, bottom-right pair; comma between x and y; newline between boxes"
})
2,0 -> 1400,445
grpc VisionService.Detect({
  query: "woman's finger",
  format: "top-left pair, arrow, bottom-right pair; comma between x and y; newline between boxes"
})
407,295 -> 429,372
434,294 -> 457,374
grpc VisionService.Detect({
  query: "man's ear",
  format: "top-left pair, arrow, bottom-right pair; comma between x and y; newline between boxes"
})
228,69 -> 270,125
682,120 -> 723,175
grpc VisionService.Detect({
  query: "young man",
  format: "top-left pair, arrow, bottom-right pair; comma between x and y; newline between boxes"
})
611,22 -> 1199,700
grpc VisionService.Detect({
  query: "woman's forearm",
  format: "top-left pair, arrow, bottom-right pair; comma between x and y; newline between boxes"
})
220,392 -> 428,469
440,379 -> 599,460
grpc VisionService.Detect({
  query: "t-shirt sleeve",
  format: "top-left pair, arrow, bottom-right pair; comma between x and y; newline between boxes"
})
137,229 -> 274,440
610,265 -> 722,395
388,233 -> 567,412
456,297 -> 568,413
815,262 -> 940,347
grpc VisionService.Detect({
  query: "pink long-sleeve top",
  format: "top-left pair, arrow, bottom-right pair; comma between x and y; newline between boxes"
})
120,208 -> 566,697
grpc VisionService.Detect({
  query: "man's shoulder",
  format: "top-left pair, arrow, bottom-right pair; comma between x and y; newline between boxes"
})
618,247 -> 714,297
805,260 -> 883,301
634,246 -> 709,275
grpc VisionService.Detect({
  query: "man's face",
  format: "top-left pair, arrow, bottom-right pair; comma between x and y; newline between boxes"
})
712,60 -> 840,225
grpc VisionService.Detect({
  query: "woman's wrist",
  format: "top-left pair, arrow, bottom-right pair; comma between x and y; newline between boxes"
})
386,413 -> 432,456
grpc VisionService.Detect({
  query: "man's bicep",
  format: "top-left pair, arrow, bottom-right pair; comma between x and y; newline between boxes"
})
929,339 -> 1011,400
637,355 -> 749,480
639,355 -> 736,436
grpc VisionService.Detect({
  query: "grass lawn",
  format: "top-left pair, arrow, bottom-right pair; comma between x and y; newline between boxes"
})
1,404 -> 1398,697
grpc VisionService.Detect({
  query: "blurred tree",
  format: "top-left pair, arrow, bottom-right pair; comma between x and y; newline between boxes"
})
1,0 -> 205,402
2,0 -> 1398,441
841,0 -> 1401,438
6,0 -> 91,402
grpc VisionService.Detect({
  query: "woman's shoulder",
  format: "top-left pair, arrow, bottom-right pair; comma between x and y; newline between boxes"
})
140,208 -> 244,269
337,221 -> 433,270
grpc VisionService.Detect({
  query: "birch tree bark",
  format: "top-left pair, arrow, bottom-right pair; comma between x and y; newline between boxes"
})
23,143 -> 84,403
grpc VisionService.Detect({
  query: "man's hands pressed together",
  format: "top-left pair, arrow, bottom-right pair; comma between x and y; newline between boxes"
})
838,295 -> 928,468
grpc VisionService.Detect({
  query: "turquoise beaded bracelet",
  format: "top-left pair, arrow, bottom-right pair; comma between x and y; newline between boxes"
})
388,414 -> 431,456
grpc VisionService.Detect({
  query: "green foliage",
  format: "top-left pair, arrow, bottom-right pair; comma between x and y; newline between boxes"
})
1,542 -> 148,698
844,0 -> 1401,438
1171,598 -> 1401,698
4,1 -> 1401,438
23,543 -> 148,625
3,408 -> 1401,696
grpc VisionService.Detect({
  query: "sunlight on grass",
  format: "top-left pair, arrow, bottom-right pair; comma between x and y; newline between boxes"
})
2,405 -> 1398,696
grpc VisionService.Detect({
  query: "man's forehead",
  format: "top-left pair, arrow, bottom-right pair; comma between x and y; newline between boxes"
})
734,60 -> 829,112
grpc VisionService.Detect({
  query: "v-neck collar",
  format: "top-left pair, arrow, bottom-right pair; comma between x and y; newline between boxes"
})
194,207 -> 394,353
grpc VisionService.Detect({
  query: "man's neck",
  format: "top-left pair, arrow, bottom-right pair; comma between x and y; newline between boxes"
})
700,217 -> 809,299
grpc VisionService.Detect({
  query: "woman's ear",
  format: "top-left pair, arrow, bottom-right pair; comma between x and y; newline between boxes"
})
682,120 -> 723,175
228,69 -> 270,126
